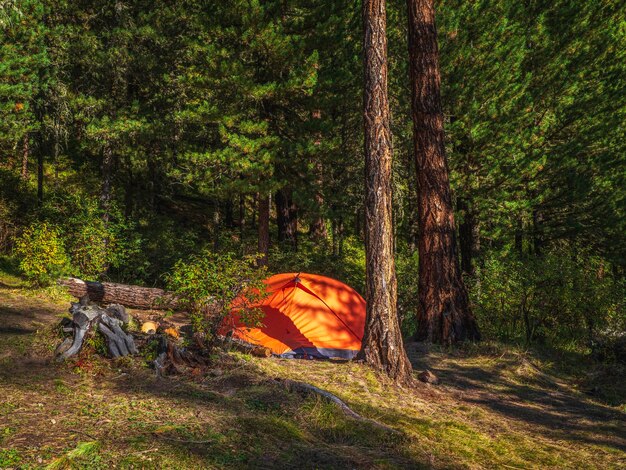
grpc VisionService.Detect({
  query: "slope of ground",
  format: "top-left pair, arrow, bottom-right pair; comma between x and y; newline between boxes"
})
0,278 -> 624,469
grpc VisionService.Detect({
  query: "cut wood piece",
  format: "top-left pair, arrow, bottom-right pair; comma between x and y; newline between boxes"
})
58,277 -> 180,310
278,378 -> 402,435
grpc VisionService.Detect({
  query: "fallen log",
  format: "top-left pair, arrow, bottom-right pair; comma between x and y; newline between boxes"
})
58,277 -> 180,310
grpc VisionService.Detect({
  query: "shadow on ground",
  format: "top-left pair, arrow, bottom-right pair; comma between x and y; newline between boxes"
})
406,342 -> 626,453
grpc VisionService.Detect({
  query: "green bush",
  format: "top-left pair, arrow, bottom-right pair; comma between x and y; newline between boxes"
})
13,222 -> 69,285
67,220 -> 112,278
42,193 -> 138,279
470,247 -> 625,351
167,251 -> 268,350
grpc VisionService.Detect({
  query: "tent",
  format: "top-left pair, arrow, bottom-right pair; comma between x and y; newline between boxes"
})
225,273 -> 366,359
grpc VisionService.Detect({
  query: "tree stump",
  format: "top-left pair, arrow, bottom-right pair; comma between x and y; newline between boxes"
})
55,295 -> 137,361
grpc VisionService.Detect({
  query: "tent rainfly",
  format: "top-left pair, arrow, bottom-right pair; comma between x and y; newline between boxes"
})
224,273 -> 366,359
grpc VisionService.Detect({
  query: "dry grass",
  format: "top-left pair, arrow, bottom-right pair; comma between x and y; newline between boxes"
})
0,284 -> 624,469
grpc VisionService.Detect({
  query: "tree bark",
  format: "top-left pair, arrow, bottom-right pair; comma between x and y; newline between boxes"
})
407,0 -> 480,343
310,169 -> 327,241
239,193 -> 246,247
213,201 -> 221,251
457,198 -> 476,275
358,0 -> 414,386
36,138 -> 44,206
514,217 -> 523,256
101,141 -> 114,224
257,193 -> 270,267
310,213 -> 327,240
532,208 -> 542,256
275,187 -> 298,250
21,134 -> 29,181
310,113 -> 328,241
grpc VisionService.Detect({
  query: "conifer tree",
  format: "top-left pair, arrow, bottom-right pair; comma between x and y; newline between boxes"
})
358,0 -> 414,384
407,0 -> 480,343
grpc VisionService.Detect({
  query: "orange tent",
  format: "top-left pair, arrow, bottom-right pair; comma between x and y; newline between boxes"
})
225,273 -> 366,359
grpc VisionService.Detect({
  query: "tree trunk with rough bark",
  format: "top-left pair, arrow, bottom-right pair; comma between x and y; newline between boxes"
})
358,0 -> 414,386
21,135 -> 29,181
310,170 -> 327,241
239,193 -> 246,247
276,187 -> 298,250
257,193 -> 270,267
36,138 -> 44,206
101,142 -> 113,225
310,111 -> 328,241
457,198 -> 478,276
407,0 -> 480,343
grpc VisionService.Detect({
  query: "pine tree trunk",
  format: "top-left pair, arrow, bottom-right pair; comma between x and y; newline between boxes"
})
124,167 -> 134,217
21,135 -> 29,181
310,171 -> 327,241
223,197 -> 234,227
358,0 -> 414,385
310,115 -> 328,241
457,198 -> 475,275
36,138 -> 44,206
275,188 -> 298,250
213,202 -> 221,251
101,142 -> 113,224
532,209 -> 542,256
239,193 -> 246,248
514,217 -> 523,256
407,0 -> 480,343
310,212 -> 327,240
257,193 -> 270,267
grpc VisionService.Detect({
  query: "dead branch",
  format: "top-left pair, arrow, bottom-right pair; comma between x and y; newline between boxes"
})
277,378 -> 402,435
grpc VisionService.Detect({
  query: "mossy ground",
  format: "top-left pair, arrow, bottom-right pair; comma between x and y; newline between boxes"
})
0,277 -> 624,469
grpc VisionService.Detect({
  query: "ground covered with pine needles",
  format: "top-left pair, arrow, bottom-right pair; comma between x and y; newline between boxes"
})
0,276 -> 624,469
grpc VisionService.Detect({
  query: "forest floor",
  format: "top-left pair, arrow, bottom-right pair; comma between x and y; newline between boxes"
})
0,272 -> 625,469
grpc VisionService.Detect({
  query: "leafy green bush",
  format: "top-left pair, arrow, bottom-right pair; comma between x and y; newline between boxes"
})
67,220 -> 113,278
167,251 -> 268,350
13,222 -> 69,285
42,193 -> 138,279
470,247 -> 625,351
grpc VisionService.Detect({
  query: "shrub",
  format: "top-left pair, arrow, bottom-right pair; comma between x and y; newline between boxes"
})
167,251 -> 268,350
470,247 -> 625,351
67,220 -> 112,278
42,193 -> 138,279
13,222 -> 69,285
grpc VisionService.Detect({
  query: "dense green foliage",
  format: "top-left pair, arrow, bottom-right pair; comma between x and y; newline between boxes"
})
1,0 -> 624,352
168,251 -> 268,348
13,221 -> 68,284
